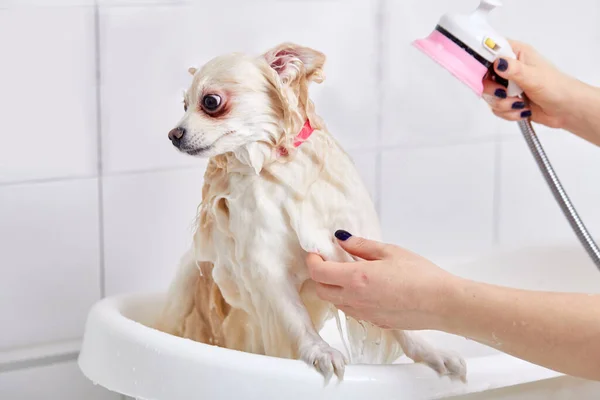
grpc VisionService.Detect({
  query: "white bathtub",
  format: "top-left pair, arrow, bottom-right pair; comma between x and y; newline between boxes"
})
78,243 -> 600,399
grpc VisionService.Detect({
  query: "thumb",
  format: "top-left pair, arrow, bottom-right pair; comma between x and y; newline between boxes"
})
334,230 -> 390,261
494,57 -> 538,90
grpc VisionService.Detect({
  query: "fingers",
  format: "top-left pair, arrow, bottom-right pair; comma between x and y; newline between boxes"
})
306,252 -> 354,286
506,39 -> 534,60
492,54 -> 539,92
315,282 -> 345,304
334,230 -> 391,261
482,80 -> 531,120
491,107 -> 532,122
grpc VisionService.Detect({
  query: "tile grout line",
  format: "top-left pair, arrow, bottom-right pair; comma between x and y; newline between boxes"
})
0,2 -> 188,9
94,0 -> 107,299
0,339 -> 82,373
0,163 -> 205,188
0,136 -> 507,189
0,352 -> 79,374
0,174 -> 98,188
374,0 -> 386,216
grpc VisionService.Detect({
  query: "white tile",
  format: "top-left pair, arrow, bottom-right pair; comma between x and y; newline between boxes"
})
0,362 -> 119,400
99,1 -> 377,173
380,143 -> 496,259
103,166 -> 207,295
0,179 -> 101,349
0,8 -> 97,184
346,150 -> 378,203
498,130 -> 600,246
382,0 -> 500,147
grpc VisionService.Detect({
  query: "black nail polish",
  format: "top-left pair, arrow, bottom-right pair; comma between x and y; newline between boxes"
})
521,110 -> 532,118
497,58 -> 508,72
494,88 -> 507,99
512,101 -> 526,110
334,230 -> 352,241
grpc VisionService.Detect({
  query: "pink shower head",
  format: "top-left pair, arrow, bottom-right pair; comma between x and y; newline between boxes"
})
412,1 -> 523,98
413,30 -> 489,96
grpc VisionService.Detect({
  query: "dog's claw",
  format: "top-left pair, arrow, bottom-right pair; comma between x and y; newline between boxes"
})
300,341 -> 346,383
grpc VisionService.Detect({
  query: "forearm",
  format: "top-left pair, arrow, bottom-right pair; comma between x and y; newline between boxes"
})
438,277 -> 600,380
564,80 -> 600,146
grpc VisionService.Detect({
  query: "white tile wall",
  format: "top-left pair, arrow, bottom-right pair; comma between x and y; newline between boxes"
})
102,166 -> 206,295
0,179 -> 101,350
0,7 -> 97,184
1,0 -> 600,397
498,130 -> 600,246
380,142 -> 496,259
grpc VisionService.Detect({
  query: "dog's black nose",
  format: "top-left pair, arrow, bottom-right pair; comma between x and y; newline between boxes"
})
168,127 -> 186,147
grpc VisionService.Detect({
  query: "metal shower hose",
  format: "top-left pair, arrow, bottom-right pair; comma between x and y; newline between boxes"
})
518,116 -> 600,269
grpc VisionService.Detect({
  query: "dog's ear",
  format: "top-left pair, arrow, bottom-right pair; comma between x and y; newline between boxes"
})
262,43 -> 326,85
188,66 -> 197,76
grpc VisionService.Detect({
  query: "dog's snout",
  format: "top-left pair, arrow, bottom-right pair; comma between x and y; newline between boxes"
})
168,127 -> 186,147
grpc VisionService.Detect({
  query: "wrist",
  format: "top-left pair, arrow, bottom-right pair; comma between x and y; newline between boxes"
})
425,274 -> 470,332
561,79 -> 600,139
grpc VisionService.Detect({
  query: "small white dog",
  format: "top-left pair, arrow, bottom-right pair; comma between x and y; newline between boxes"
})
156,43 -> 466,382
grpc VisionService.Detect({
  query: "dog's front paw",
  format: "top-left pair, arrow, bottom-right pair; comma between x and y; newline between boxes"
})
423,350 -> 467,383
299,340 -> 347,383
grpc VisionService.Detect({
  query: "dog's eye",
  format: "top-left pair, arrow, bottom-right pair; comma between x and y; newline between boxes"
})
202,94 -> 221,112
183,102 -> 188,112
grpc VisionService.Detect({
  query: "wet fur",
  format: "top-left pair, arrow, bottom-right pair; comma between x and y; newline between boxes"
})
156,43 -> 466,382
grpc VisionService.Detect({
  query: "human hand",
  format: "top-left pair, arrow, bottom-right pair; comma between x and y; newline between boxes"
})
483,40 -> 585,129
306,230 -> 456,331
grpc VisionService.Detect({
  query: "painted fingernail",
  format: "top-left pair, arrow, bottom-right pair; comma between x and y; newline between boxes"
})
521,110 -> 532,118
494,88 -> 507,99
497,58 -> 508,72
334,230 -> 352,241
512,101 -> 526,110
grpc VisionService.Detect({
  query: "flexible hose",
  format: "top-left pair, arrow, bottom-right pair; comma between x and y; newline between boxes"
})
518,118 -> 600,269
